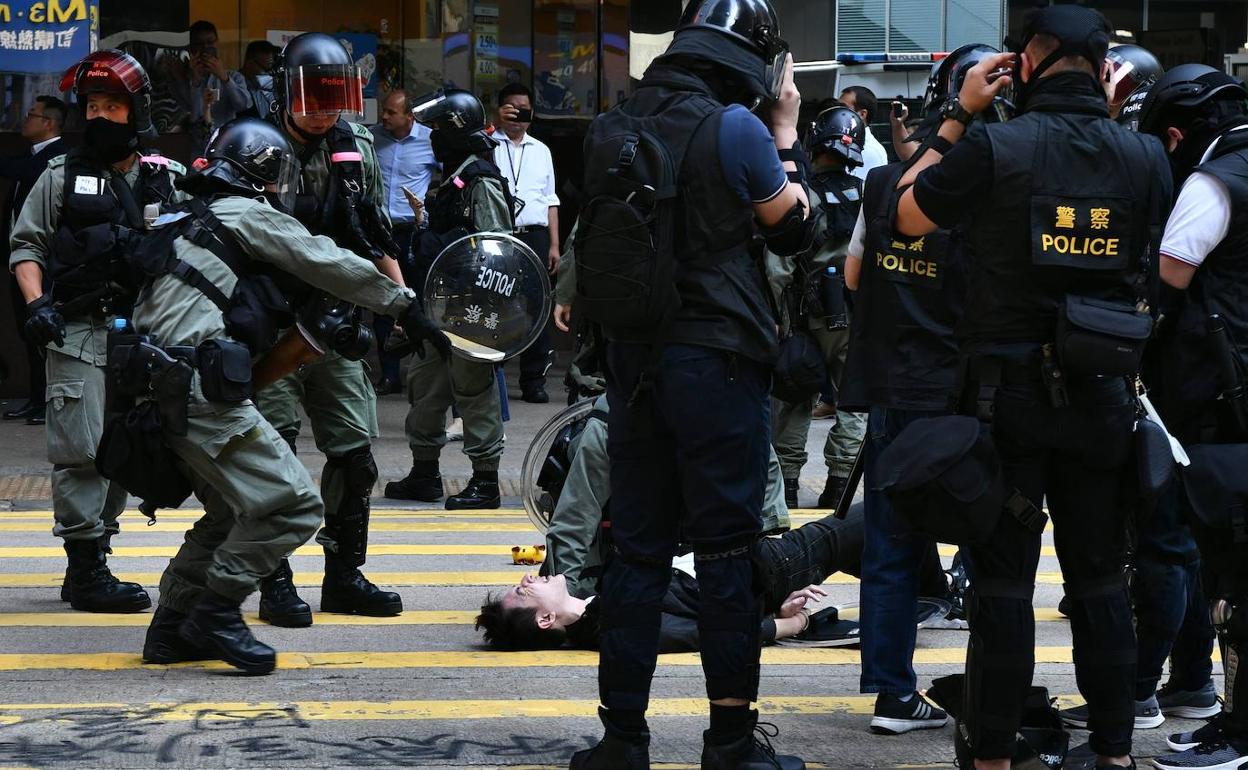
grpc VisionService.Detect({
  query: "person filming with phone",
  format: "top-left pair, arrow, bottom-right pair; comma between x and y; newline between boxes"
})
163,20 -> 251,151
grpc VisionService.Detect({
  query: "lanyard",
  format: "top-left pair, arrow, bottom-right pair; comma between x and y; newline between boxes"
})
504,139 -> 526,190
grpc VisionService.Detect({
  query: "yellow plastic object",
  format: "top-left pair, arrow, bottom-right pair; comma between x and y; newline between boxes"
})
511,545 -> 546,565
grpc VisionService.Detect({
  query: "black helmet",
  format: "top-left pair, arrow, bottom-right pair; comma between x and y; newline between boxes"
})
1137,63 -> 1248,137
1115,80 -> 1152,131
60,49 -> 155,138
808,105 -> 865,167
180,118 -> 300,210
274,32 -> 364,120
410,89 -> 498,154
671,0 -> 789,102
1103,44 -> 1163,111
908,44 -> 1013,141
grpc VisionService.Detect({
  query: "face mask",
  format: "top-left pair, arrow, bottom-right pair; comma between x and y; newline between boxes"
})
84,117 -> 137,164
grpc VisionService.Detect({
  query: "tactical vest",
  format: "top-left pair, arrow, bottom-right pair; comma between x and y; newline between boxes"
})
426,157 -> 513,237
808,168 -> 862,256
48,149 -> 179,315
957,79 -> 1163,353
1156,130 -> 1248,442
842,162 -> 966,412
290,119 -> 368,240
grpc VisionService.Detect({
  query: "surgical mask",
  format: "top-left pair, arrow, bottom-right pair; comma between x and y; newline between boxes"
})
84,117 -> 137,164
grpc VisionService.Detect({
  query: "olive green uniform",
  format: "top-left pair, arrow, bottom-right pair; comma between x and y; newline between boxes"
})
8,154 -> 186,544
402,156 -> 511,472
133,196 -> 413,610
254,122 -> 387,557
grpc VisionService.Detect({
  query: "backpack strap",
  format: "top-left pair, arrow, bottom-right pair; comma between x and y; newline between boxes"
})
155,198 -> 253,314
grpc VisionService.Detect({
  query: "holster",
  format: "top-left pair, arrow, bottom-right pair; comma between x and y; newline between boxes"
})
106,340 -> 192,436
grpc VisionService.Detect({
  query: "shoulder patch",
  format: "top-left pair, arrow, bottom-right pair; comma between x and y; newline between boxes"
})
47,154 -> 67,169
350,121 -> 374,143
165,159 -> 187,176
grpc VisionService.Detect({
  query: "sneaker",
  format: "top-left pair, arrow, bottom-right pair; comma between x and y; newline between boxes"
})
1158,680 -> 1222,720
916,597 -> 953,628
447,417 -> 464,442
812,401 -> 836,420
1153,738 -> 1248,770
1059,695 -> 1164,730
870,692 -> 948,735
1168,715 -> 1229,752
776,607 -> 860,648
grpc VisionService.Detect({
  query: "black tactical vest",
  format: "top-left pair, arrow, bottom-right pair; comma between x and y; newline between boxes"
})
842,162 -> 966,411
288,119 -> 366,239
808,167 -> 862,250
426,157 -> 512,237
957,75 -> 1167,354
1156,129 -> 1248,442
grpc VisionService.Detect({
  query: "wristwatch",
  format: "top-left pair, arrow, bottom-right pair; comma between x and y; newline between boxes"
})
939,97 -> 974,126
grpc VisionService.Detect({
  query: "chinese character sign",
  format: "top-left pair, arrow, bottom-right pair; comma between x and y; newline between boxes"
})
0,0 -> 97,74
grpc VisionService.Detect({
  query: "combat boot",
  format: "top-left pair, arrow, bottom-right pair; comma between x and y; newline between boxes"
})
446,472 -> 501,510
258,558 -> 313,627
383,461 -> 443,501
143,606 -> 214,664
180,590 -> 276,675
63,539 -> 151,613
783,478 -> 800,509
569,729 -> 650,769
321,554 -> 403,616
816,474 -> 849,510
701,718 -> 806,770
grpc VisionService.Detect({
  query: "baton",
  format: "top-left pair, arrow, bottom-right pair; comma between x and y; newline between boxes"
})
833,441 -> 865,519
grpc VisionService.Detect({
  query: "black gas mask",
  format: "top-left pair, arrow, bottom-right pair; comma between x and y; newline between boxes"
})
1007,5 -> 1111,112
84,117 -> 138,164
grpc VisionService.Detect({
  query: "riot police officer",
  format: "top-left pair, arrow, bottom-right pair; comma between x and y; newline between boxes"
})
255,32 -> 405,626
893,6 -> 1172,769
1102,43 -> 1162,120
568,0 -> 820,766
133,118 -> 447,675
1136,65 -> 1248,770
767,104 -> 865,510
9,50 -> 186,613
383,90 -> 513,510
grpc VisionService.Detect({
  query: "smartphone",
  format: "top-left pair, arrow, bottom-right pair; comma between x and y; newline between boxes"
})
204,46 -> 218,58
891,101 -> 905,119
514,107 -> 533,122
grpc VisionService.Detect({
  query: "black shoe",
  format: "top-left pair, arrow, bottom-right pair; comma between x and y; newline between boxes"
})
60,565 -> 70,602
783,478 -> 799,509
522,385 -> 550,404
702,722 -> 806,770
816,475 -> 849,509
870,692 -> 948,735
569,732 -> 651,769
3,400 -> 43,421
1058,594 -> 1071,618
374,377 -> 401,396
63,540 -> 152,613
180,590 -> 276,675
383,463 -> 443,502
26,412 -> 45,425
446,476 -> 501,510
143,606 -> 215,664
258,558 -> 312,627
321,561 -> 403,616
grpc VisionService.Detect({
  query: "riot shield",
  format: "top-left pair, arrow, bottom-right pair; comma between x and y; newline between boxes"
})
521,398 -> 598,534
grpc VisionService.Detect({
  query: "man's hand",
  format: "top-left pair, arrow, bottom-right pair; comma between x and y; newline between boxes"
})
957,52 -> 1016,115
776,584 -> 829,619
499,103 -> 521,124
25,295 -> 65,348
768,53 -> 801,142
890,101 -> 909,128
201,53 -> 227,82
398,298 -> 452,361
553,303 -> 571,332
547,244 -> 560,274
402,187 -> 426,223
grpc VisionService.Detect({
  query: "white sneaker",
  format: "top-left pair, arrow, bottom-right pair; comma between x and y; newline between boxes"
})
447,417 -> 464,442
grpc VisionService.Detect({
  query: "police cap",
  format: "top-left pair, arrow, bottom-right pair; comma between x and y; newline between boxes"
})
1013,5 -> 1112,75
1136,63 -> 1248,137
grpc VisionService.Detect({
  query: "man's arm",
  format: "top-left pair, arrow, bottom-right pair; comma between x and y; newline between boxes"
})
547,205 -> 560,273
1159,171 -> 1230,290
471,177 -> 515,233
754,57 -> 809,227
218,71 -> 251,114
9,163 -> 63,300
544,415 -> 610,600
844,207 -> 867,291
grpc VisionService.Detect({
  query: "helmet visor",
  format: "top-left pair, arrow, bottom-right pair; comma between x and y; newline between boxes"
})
287,63 -> 364,118
763,38 -> 790,102
1103,58 -> 1142,107
269,151 -> 302,212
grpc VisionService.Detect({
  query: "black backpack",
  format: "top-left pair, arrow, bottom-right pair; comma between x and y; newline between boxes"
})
575,95 -> 717,331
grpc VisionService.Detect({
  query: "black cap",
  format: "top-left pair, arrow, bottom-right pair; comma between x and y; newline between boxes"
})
1015,5 -> 1111,72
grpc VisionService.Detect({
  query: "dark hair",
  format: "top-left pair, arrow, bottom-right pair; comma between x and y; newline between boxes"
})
497,82 -> 533,107
189,20 -> 218,41
475,593 -> 567,651
841,85 -> 877,122
35,95 -> 66,130
245,40 -> 278,61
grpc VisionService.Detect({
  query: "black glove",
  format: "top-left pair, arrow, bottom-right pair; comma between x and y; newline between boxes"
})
359,199 -> 401,260
397,297 -> 451,361
25,294 -> 65,348
336,186 -> 386,261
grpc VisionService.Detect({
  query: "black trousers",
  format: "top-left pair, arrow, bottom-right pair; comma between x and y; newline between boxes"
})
965,371 -> 1136,760
372,223 -> 418,384
514,227 -> 554,391
6,272 -> 44,403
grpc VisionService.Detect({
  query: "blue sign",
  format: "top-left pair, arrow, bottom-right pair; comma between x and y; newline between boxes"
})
334,32 -> 378,98
0,0 -> 98,75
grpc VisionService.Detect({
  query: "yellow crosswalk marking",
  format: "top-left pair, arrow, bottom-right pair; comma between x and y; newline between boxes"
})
0,521 -> 539,533
0,509 -> 532,520
0,611 -> 477,627
0,544 -> 525,558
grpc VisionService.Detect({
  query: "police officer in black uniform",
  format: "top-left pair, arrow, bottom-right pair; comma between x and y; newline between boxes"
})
567,0 -> 820,767
892,6 -> 1172,769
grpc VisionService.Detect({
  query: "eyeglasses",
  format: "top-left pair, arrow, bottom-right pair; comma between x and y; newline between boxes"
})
24,112 -> 49,121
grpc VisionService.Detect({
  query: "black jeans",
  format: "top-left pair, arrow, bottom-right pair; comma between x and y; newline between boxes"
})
756,505 -> 865,612
965,372 -> 1136,760
600,341 -> 770,717
515,228 -> 553,391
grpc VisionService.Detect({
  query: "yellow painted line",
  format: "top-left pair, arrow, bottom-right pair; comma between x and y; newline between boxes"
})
0,521 -> 538,533
0,611 -> 477,627
0,544 -> 526,558
940,544 -> 1058,558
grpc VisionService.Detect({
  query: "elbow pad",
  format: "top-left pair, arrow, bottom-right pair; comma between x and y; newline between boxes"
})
760,199 -> 821,257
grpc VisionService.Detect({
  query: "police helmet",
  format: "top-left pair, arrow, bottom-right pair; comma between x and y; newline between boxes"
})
60,49 -> 154,137
274,32 -> 364,120
1115,80 -> 1152,131
908,44 -> 1013,141
182,118 -> 300,211
671,0 -> 789,102
410,89 -> 498,154
1103,44 -> 1163,111
808,105 -> 865,167
1137,63 -> 1248,137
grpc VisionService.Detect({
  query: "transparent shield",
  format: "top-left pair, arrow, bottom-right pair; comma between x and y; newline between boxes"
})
423,232 -> 552,363
521,399 -> 598,534
287,64 -> 365,118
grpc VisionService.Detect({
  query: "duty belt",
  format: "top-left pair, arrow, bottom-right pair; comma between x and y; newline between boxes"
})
106,339 -> 193,436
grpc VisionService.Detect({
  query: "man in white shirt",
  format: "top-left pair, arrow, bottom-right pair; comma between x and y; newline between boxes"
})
839,86 -> 889,181
494,82 -> 561,403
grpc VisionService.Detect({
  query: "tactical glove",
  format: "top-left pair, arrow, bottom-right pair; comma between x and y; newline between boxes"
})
336,186 -> 386,261
397,297 -> 452,361
358,199 -> 401,260
25,294 -> 65,348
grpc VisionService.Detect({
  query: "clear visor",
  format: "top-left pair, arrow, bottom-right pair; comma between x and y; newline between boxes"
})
765,49 -> 787,102
267,153 -> 302,212
287,63 -> 364,118
1103,59 -> 1138,106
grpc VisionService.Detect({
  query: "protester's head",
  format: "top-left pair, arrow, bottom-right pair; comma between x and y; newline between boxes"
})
839,85 -> 877,125
22,95 -> 64,143
243,40 -> 280,77
496,82 -> 533,141
189,20 -> 219,57
411,88 -> 497,165
475,574 -> 575,651
276,32 -> 364,141
380,89 -> 415,137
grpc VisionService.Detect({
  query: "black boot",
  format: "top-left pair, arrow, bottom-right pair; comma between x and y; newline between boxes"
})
701,719 -> 806,770
143,606 -> 214,664
816,474 -> 849,510
258,558 -> 313,627
783,478 -> 799,509
446,471 -> 501,510
321,554 -> 403,616
570,711 -> 650,770
63,539 -> 151,613
180,590 -> 276,675
383,461 -> 443,501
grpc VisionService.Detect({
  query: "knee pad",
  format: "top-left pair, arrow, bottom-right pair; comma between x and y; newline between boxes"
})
328,447 -> 378,497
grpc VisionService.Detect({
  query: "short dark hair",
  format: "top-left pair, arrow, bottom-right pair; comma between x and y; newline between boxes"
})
189,20 -> 218,41
35,95 -> 65,130
475,593 -> 567,651
497,82 -> 533,107
245,40 -> 279,61
841,85 -> 877,123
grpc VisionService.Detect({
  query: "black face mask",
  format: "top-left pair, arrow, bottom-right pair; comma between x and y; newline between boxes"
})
84,117 -> 137,164
431,131 -> 469,170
